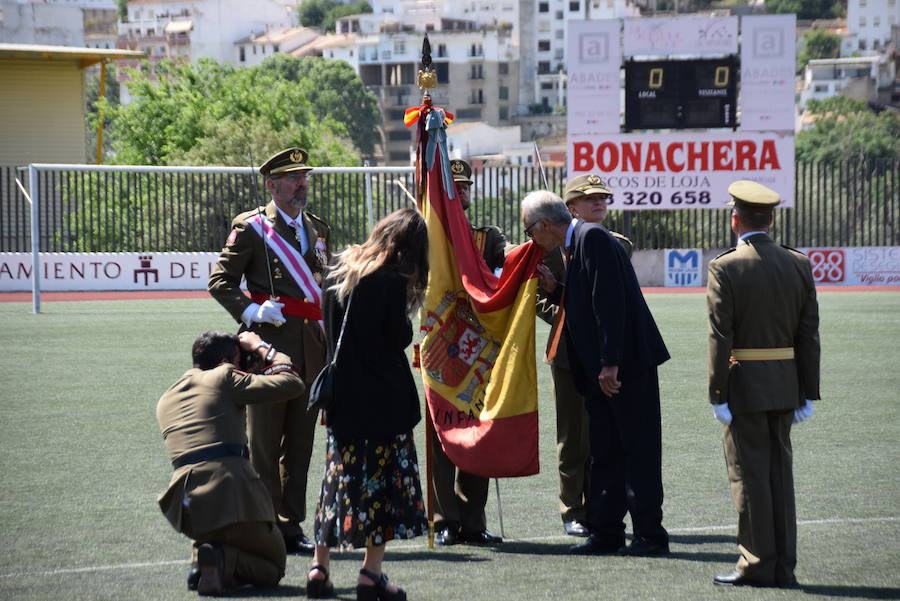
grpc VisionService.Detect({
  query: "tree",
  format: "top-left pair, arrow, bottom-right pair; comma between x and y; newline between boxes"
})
259,54 -> 380,156
116,0 -> 128,20
321,2 -> 372,32
797,100 -> 900,162
96,58 -> 360,166
297,0 -> 372,32
798,30 -> 841,72
764,0 -> 842,19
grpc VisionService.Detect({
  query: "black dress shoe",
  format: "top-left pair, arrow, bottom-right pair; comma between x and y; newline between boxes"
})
284,532 -> 315,555
196,543 -> 225,597
187,562 -> 200,591
458,529 -> 503,545
569,535 -> 623,555
434,526 -> 459,546
713,570 -> 769,587
619,537 -> 670,556
563,520 -> 590,537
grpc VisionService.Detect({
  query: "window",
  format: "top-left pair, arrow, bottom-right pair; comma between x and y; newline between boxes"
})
499,86 -> 509,100
538,20 -> 551,32
859,16 -> 866,26
541,82 -> 553,90
394,41 -> 405,54
556,10 -> 563,18
470,64 -> 483,79
538,40 -> 551,51
388,108 -> 405,120
437,43 -> 447,57
239,47 -> 246,62
147,28 -> 155,36
253,45 -> 257,55
859,39 -> 867,49
389,151 -> 410,162
873,15 -> 880,26
814,84 -> 828,92
538,2 -> 549,11
456,108 -> 482,119
569,1 -> 580,10
471,89 -> 484,104
859,0 -> 866,5
498,63 -> 509,75
874,39 -> 880,49
388,130 -> 410,141
499,106 -> 509,120
538,61 -> 551,74
556,29 -> 564,39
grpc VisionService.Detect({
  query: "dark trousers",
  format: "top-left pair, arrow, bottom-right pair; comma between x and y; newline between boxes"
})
583,364 -> 667,547
431,434 -> 489,533
723,410 -> 796,585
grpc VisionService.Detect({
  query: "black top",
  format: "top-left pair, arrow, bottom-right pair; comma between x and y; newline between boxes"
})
562,221 -> 670,394
322,266 -> 421,441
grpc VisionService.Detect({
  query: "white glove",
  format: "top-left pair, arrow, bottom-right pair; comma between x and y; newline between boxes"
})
712,403 -> 732,426
241,300 -> 285,327
793,400 -> 814,424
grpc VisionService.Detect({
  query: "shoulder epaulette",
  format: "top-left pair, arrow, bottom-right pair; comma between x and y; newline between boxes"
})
713,247 -> 737,260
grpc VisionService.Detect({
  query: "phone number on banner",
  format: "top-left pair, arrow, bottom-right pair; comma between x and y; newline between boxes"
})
609,189 -> 713,207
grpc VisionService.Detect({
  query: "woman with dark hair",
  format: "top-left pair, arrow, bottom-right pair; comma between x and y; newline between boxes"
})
307,208 -> 429,601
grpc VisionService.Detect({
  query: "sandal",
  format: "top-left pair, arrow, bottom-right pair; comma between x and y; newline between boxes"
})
356,568 -> 407,601
306,564 -> 335,599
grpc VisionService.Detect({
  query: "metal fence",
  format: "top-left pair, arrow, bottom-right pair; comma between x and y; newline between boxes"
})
2,160 -> 898,253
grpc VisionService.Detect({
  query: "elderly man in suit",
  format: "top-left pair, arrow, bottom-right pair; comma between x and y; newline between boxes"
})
208,147 -> 331,554
707,181 -> 820,587
156,330 -> 304,596
522,189 -> 670,557
535,174 -> 633,538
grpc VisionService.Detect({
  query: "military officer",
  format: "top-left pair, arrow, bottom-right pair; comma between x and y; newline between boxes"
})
156,330 -> 302,596
535,174 -> 632,538
707,180 -> 820,587
432,159 -> 505,546
208,147 -> 331,555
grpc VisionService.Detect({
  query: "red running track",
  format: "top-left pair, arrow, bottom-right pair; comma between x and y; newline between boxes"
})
1,286 -> 898,303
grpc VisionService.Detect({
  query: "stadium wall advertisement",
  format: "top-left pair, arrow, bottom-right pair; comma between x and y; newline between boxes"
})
2,248 -> 897,292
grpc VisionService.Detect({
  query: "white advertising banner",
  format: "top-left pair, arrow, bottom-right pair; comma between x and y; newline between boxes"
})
567,131 -> 794,209
740,15 -> 796,132
0,252 -> 221,292
623,16 -> 738,56
799,247 -> 900,286
664,249 -> 703,286
567,19 -> 622,135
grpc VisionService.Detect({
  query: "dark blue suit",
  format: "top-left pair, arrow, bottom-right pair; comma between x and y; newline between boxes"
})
561,220 -> 670,547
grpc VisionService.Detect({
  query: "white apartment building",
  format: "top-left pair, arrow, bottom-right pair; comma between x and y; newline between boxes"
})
235,26 -> 318,66
521,0 -> 640,113
843,0 -> 900,54
318,10 -> 519,165
0,1 -> 86,45
118,0 -> 294,65
798,55 -> 896,112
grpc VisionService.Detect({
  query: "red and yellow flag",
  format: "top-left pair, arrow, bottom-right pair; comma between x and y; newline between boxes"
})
415,107 -> 543,478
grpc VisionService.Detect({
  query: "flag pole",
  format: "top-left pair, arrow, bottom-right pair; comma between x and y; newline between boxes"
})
414,32 -> 438,550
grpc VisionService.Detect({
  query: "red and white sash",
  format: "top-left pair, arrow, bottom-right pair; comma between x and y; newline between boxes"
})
244,213 -> 322,308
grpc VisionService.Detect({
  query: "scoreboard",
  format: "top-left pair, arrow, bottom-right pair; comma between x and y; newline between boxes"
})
624,57 -> 738,131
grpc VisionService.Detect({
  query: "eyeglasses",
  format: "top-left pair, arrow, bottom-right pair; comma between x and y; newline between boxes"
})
523,219 -> 542,238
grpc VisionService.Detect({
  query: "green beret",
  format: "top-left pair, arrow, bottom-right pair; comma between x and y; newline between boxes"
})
726,180 -> 780,209
259,147 -> 312,176
450,159 -> 473,184
564,174 -> 612,203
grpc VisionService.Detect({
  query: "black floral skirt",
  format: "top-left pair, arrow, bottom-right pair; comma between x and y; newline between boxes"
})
313,429 -> 428,550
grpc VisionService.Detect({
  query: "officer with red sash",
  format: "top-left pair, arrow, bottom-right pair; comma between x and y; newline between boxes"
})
209,147 -> 331,554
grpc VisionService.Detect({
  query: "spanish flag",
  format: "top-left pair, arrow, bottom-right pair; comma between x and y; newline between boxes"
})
415,105 -> 543,478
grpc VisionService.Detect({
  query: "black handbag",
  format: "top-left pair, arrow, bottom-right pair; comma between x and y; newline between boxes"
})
307,291 -> 352,412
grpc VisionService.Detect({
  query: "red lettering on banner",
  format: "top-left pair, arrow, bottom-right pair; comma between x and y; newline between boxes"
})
712,141 -> 732,170
622,143 -> 641,172
760,140 -> 781,169
570,139 -> 783,173
597,142 -> 618,171
686,142 -> 708,171
666,143 -> 684,172
644,143 -> 664,171
734,140 -> 757,170
573,142 -> 593,171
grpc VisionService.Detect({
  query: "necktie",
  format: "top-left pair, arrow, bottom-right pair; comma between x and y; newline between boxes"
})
289,219 -> 307,254
545,246 -> 570,362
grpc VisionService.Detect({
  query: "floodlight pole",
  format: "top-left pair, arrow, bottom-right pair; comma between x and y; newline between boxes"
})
29,164 -> 41,314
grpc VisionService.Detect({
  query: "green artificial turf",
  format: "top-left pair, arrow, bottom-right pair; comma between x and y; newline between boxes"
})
0,292 -> 897,600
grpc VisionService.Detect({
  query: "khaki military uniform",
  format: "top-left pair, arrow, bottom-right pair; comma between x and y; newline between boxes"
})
208,201 -> 331,540
707,234 -> 820,585
432,223 -> 506,535
156,353 -> 303,588
536,232 -> 632,525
